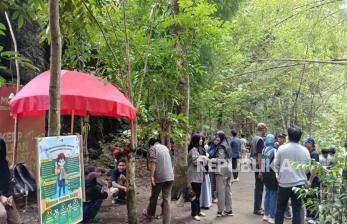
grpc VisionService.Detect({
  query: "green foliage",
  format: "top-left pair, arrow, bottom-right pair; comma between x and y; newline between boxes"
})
2,0 -> 345,143
294,151 -> 347,224
196,0 -> 347,136
0,76 -> 5,84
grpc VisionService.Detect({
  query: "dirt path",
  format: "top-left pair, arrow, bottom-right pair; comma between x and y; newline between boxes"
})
96,166 -> 270,224
20,158 -> 291,223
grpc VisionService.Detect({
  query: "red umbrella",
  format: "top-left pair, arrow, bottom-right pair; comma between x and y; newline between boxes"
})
9,70 -> 136,121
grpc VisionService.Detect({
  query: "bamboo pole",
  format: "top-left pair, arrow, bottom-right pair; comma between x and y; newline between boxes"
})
5,11 -> 20,166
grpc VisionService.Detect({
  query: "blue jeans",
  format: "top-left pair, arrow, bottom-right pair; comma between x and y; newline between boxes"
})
264,187 -> 277,218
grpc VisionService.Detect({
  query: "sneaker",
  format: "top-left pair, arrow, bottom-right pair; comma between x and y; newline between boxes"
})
142,209 -> 154,220
284,210 -> 292,219
307,218 -> 317,224
217,212 -> 223,217
232,178 -> 240,183
212,198 -> 218,203
199,212 -> 206,217
263,215 -> 269,221
112,199 -> 116,204
253,210 -> 264,216
192,215 -> 201,221
268,218 -> 275,224
225,210 -> 233,216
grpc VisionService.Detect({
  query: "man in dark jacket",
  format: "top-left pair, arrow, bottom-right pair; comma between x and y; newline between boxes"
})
304,137 -> 320,223
82,172 -> 109,223
230,129 -> 241,182
251,123 -> 267,215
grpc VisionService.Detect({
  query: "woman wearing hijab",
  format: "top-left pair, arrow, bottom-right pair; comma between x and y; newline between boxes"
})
262,134 -> 278,224
214,131 -> 233,217
0,137 -> 22,224
199,135 -> 212,209
187,134 -> 209,221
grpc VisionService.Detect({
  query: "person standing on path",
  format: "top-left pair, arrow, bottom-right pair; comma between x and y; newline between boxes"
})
208,134 -> 218,203
230,129 -> 241,182
275,133 -> 292,220
240,134 -> 248,164
262,134 -> 278,224
304,137 -> 320,223
187,134 -> 209,221
275,133 -> 286,150
251,123 -> 267,215
199,136 -> 212,210
144,138 -> 174,224
274,125 -> 310,224
214,131 -> 233,217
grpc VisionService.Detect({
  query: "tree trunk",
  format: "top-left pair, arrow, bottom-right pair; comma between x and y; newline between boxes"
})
172,76 -> 190,201
122,1 -> 138,223
48,0 -> 61,136
170,0 -> 190,202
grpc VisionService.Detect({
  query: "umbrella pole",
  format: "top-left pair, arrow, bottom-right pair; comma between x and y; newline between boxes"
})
70,110 -> 75,134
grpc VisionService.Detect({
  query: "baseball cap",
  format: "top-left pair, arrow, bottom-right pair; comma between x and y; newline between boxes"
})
277,133 -> 287,138
304,136 -> 315,145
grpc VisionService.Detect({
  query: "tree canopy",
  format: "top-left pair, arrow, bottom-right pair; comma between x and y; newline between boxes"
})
1,0 -> 346,151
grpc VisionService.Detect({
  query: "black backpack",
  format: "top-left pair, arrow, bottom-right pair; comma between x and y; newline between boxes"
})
262,151 -> 278,191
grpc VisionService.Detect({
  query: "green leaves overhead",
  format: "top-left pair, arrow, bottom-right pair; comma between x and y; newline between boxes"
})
3,0 -> 345,143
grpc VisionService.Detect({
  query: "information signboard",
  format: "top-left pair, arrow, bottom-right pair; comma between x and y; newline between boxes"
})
37,135 -> 83,224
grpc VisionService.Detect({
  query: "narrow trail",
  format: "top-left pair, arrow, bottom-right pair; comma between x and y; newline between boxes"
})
94,159 -> 292,224
20,159 -> 291,223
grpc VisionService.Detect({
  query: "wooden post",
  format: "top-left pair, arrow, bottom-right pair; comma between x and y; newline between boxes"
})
79,135 -> 86,202
36,138 -> 41,224
70,110 -> 75,134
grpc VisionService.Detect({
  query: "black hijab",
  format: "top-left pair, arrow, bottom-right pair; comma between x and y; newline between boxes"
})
0,137 -> 11,197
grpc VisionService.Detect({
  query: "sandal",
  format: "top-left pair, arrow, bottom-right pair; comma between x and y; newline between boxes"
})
142,209 -> 154,219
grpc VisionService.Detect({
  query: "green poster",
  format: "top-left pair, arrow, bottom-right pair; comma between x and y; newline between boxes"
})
37,136 -> 83,224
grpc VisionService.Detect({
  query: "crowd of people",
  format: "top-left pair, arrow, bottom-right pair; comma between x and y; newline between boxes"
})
78,124 -> 347,224
182,123 -> 346,224
0,122 -> 346,224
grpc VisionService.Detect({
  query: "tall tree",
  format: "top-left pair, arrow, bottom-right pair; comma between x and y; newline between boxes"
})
170,0 -> 190,201
48,0 -> 61,136
122,0 -> 138,223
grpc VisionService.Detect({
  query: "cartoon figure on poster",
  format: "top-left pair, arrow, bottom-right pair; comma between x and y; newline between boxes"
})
55,153 -> 68,196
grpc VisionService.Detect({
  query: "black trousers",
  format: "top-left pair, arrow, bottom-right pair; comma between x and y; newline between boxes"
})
191,182 -> 202,216
254,172 -> 264,212
275,186 -> 304,224
232,158 -> 239,179
82,199 -> 103,223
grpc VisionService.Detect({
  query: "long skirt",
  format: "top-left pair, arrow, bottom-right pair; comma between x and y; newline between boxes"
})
200,173 -> 212,208
209,172 -> 217,199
